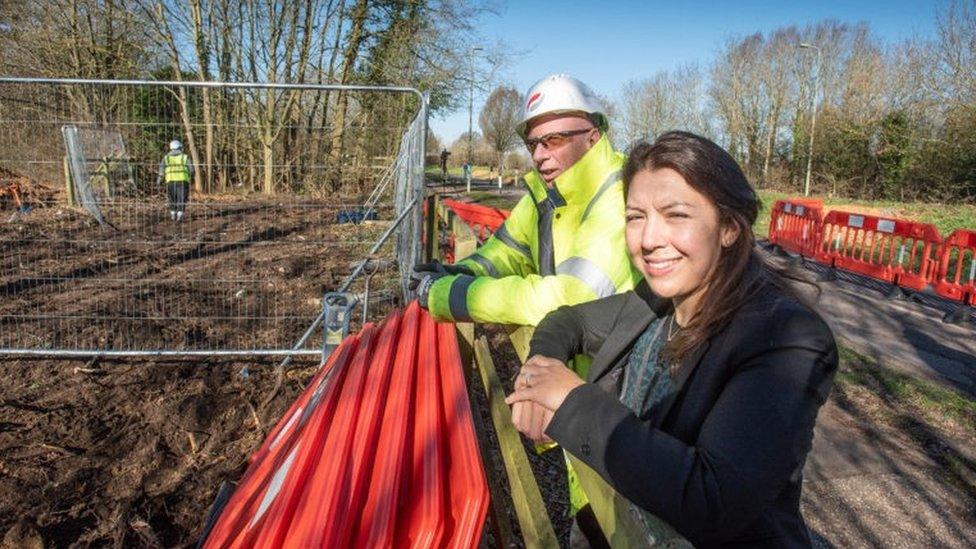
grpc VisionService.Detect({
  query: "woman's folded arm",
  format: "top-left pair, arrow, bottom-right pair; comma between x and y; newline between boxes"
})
546,332 -> 837,543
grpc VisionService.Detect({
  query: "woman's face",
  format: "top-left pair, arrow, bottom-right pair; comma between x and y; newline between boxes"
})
625,168 -> 739,309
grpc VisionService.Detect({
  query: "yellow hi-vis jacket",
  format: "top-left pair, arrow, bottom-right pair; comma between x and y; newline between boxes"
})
427,134 -> 641,327
163,152 -> 191,183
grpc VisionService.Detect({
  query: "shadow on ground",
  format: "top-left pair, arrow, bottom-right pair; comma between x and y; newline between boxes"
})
803,356 -> 976,547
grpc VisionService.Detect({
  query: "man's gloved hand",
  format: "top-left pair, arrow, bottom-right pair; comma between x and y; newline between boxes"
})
410,261 -> 476,309
412,260 -> 474,276
408,269 -> 448,309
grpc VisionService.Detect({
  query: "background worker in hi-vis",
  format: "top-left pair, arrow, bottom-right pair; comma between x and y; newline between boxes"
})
410,74 -> 641,547
157,139 -> 193,221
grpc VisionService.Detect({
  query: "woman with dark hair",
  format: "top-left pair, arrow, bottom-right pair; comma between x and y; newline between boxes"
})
505,131 -> 837,547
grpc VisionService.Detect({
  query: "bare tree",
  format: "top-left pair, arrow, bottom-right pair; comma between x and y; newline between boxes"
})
0,0 -> 151,80
324,0 -> 368,192
478,85 -> 521,172
710,34 -> 765,172
138,0 -> 205,192
757,29 -> 797,184
936,0 -> 976,105
616,64 -> 710,148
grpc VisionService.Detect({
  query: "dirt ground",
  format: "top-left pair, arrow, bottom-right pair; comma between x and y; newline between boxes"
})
0,356 -> 320,547
1,196 -> 397,352
0,194 -> 400,547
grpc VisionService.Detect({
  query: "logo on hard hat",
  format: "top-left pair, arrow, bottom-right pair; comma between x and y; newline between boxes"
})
526,92 -> 544,112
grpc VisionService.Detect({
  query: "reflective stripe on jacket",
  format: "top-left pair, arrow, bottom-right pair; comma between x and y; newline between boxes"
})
163,152 -> 190,183
427,134 -> 641,327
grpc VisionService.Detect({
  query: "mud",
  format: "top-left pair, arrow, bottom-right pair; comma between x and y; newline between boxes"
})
0,357 -> 320,547
1,197 -> 398,352
0,196 -> 399,547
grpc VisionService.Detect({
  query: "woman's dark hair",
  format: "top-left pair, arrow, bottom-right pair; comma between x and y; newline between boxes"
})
623,131 -> 803,365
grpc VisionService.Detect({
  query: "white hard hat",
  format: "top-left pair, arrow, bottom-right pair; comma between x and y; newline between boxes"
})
169,140 -> 182,151
516,74 -> 607,137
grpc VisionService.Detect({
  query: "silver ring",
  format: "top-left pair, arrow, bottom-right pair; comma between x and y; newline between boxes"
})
525,373 -> 533,387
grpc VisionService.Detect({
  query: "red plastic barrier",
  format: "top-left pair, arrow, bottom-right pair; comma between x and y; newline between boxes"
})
768,199 -> 824,257
203,302 -> 489,548
442,199 -> 510,242
815,210 -> 942,289
935,229 -> 976,306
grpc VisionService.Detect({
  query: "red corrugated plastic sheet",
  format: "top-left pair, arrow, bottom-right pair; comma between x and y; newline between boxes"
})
202,301 -> 489,548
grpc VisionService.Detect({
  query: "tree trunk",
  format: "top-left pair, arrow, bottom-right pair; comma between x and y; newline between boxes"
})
263,138 -> 275,194
176,85 -> 204,193
761,105 -> 781,187
326,0 -> 368,192
189,0 -> 214,193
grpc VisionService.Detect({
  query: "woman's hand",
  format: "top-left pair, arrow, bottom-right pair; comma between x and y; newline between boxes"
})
505,355 -> 585,435
510,401 -> 554,443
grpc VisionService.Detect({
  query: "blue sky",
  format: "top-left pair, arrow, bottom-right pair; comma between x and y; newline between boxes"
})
431,0 -> 942,143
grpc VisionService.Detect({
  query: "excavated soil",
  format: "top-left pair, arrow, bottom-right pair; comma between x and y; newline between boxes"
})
0,196 -> 399,547
1,196 -> 397,352
0,357 -> 319,547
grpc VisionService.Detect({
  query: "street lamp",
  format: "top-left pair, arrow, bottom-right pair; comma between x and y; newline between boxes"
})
467,46 -> 483,192
799,42 -> 821,197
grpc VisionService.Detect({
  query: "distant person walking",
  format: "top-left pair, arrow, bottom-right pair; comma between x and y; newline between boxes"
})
440,148 -> 451,177
157,140 -> 193,221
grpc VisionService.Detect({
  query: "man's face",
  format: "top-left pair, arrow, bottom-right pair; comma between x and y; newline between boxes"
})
524,113 -> 600,184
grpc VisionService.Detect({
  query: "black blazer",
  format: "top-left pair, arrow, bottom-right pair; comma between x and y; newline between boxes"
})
531,280 -> 837,548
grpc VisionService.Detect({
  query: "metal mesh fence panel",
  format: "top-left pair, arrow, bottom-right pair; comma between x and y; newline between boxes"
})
61,124 -> 109,224
394,106 -> 427,299
0,78 -> 425,356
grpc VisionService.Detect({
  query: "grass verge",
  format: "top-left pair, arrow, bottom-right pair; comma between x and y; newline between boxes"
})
835,346 -> 976,437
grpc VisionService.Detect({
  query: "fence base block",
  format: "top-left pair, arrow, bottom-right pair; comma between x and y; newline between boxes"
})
943,305 -> 974,325
885,285 -> 909,301
819,267 -> 838,282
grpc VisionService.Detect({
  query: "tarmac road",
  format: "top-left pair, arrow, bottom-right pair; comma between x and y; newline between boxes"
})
763,245 -> 976,397
760,244 -> 976,547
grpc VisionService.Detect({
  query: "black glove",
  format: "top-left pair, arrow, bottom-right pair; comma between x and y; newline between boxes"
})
412,260 -> 474,276
408,270 -> 447,309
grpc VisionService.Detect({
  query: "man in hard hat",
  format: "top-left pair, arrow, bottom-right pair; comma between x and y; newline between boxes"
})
157,140 -> 193,221
410,74 -> 640,546
412,74 -> 639,327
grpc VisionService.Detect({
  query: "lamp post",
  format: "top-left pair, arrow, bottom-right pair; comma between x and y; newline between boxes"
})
467,46 -> 483,193
799,42 -> 821,197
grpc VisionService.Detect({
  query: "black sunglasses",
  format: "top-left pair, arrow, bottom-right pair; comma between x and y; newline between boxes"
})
523,127 -> 595,152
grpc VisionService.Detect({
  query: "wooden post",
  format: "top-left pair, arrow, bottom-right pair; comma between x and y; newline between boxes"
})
63,156 -> 76,207
425,193 -> 439,262
453,217 -> 478,349
474,336 -> 558,547
567,455 -> 691,548
462,339 -> 517,548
